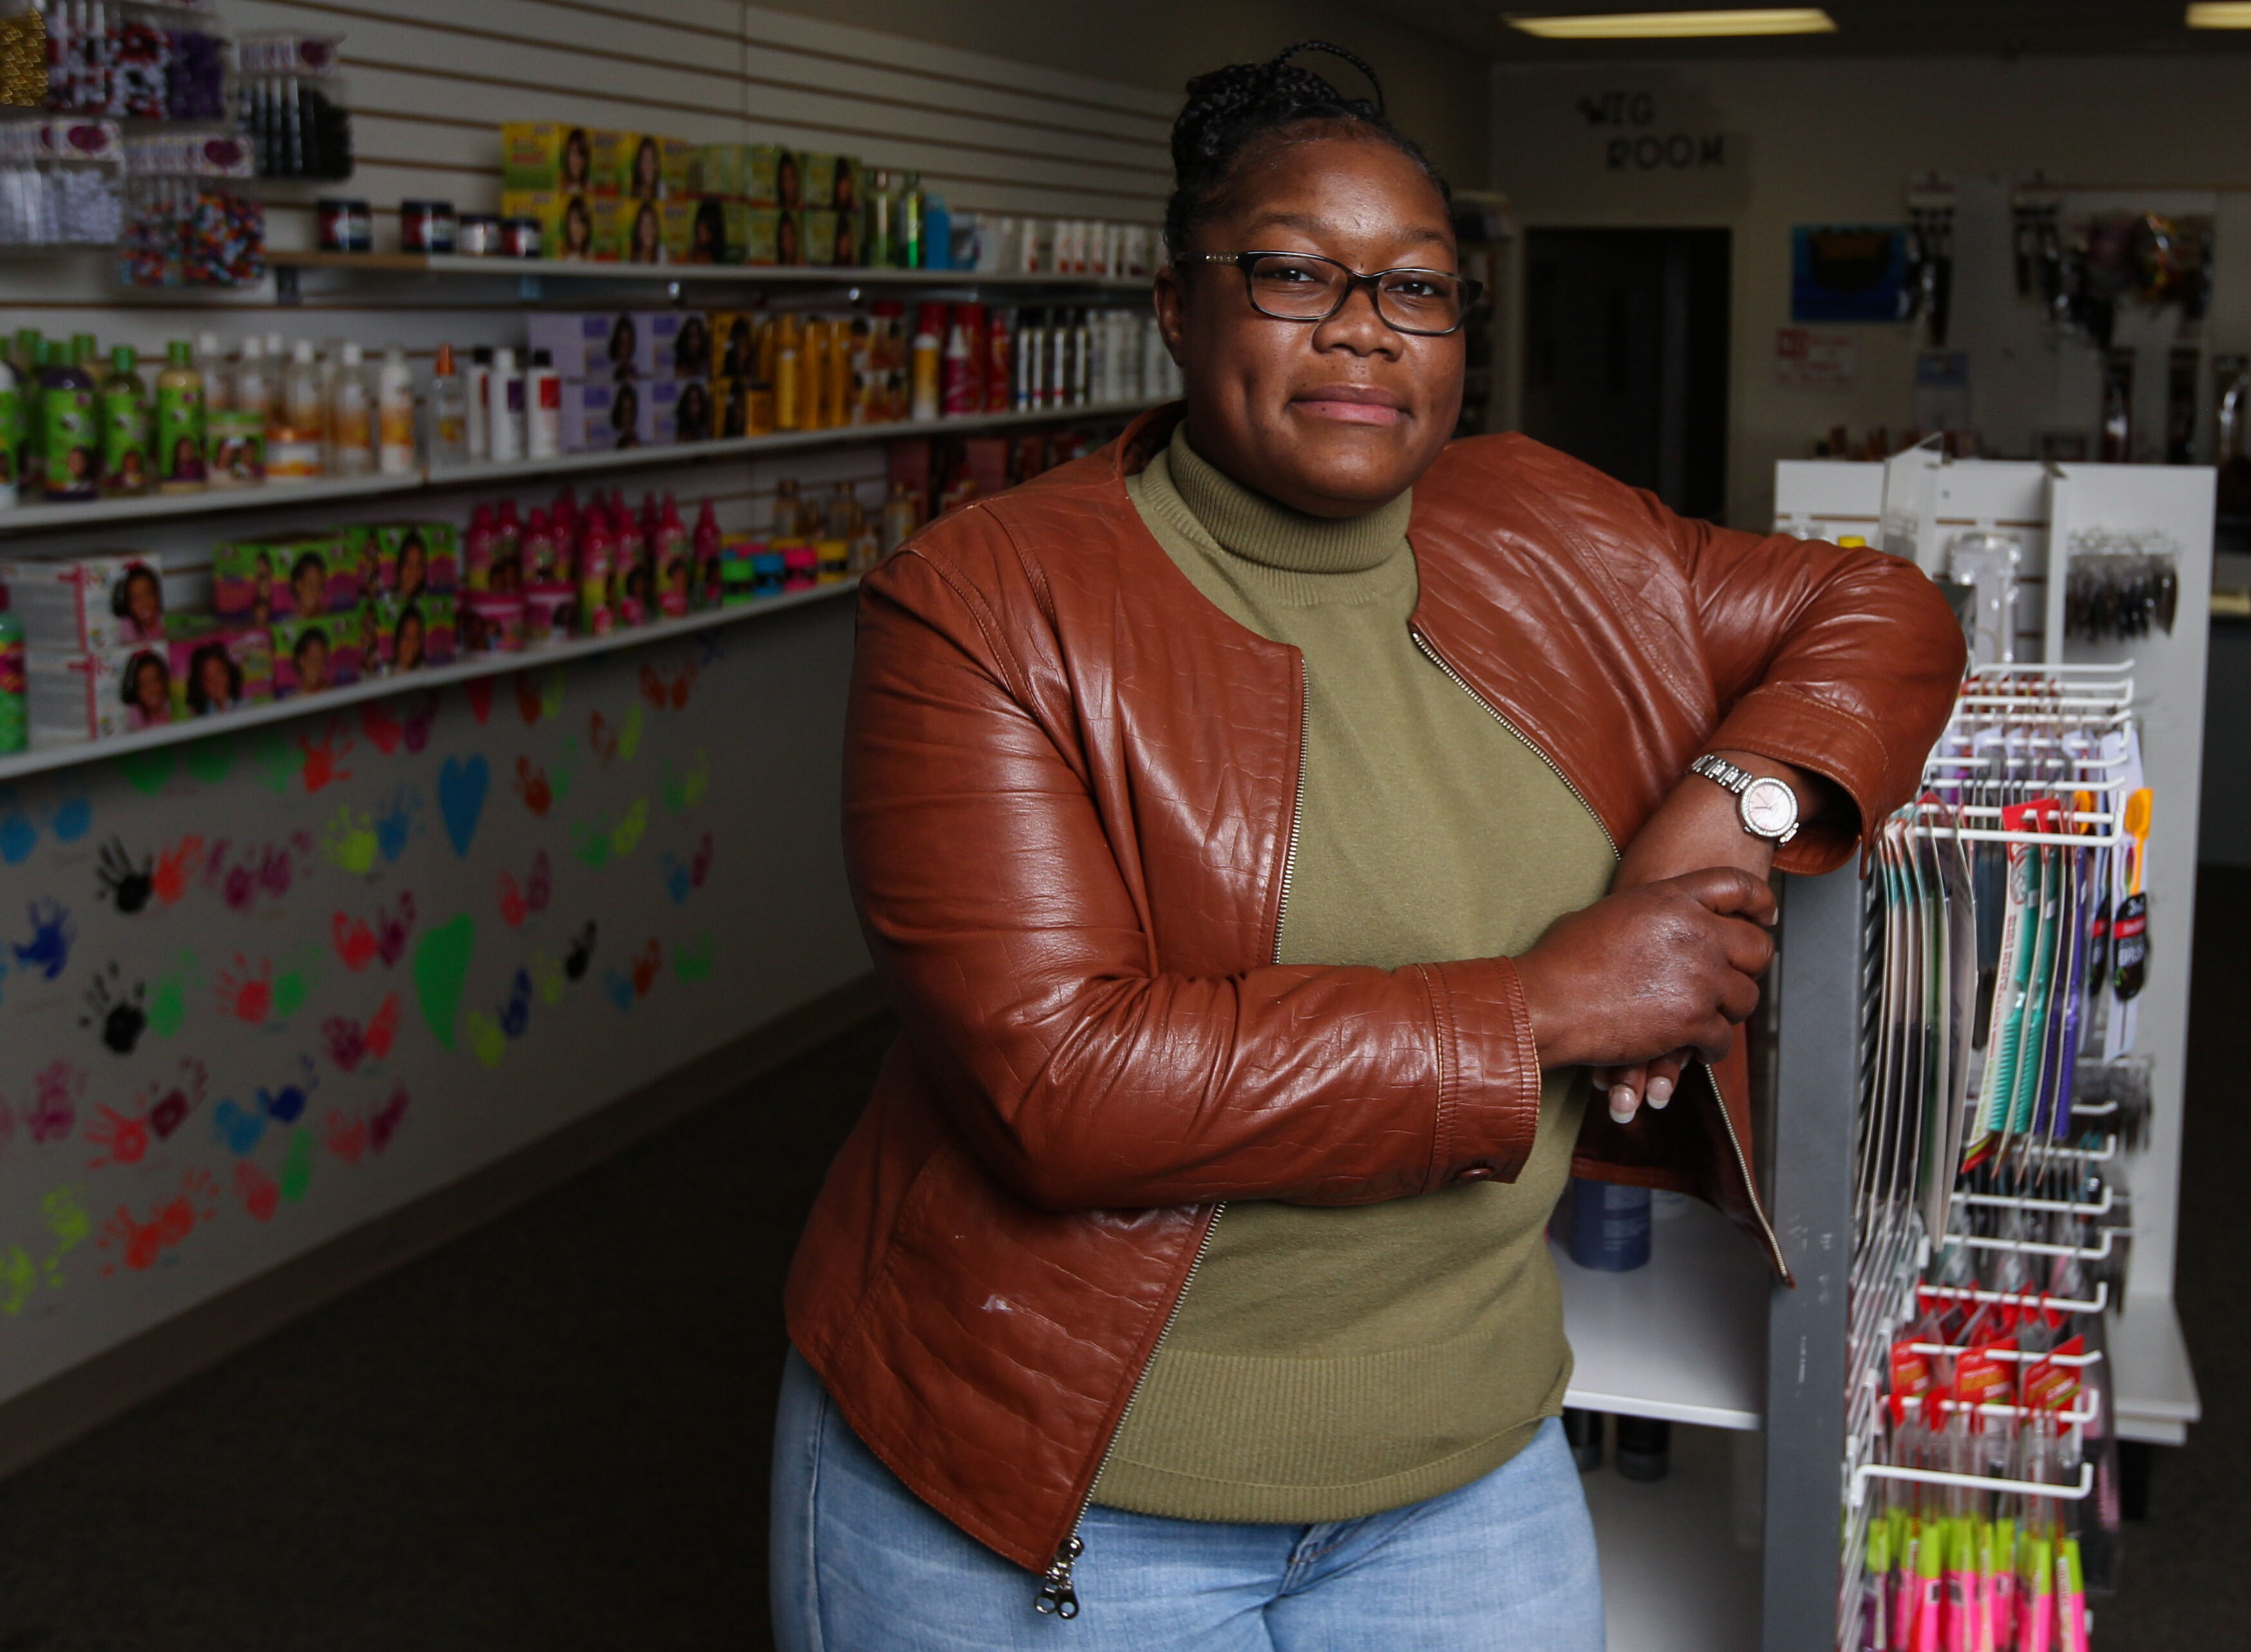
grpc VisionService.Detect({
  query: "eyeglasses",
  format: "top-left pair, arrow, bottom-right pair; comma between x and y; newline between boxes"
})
1177,251 -> 1483,336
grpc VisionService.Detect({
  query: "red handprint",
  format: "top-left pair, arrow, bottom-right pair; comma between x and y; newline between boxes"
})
516,671 -> 546,726
152,835 -> 205,905
365,993 -> 401,1059
465,677 -> 495,724
631,939 -> 663,999
514,756 -> 553,818
299,724 -> 356,794
332,911 -> 378,971
236,1161 -> 279,1222
360,699 -> 404,754
217,955 -> 273,1024
325,1107 -> 368,1165
85,1104 -> 151,1169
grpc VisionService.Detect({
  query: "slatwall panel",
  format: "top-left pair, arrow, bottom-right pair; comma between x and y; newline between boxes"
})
229,0 -> 1173,244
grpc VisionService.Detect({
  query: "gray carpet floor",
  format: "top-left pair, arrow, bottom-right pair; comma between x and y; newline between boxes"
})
0,872 -> 2243,1650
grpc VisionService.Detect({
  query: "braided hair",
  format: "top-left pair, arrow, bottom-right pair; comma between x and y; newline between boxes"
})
1163,41 -> 1448,260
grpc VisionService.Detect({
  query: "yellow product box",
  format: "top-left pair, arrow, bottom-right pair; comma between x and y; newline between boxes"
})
745,144 -> 787,207
660,137 -> 700,199
662,199 -> 704,263
761,207 -> 802,267
831,155 -> 862,218
589,129 -> 634,198
692,143 -> 742,198
502,122 -> 598,192
613,132 -> 664,201
773,147 -> 804,211
712,311 -> 760,381
599,196 -> 668,264
805,207 -> 858,267
502,189 -> 599,259
798,151 -> 837,209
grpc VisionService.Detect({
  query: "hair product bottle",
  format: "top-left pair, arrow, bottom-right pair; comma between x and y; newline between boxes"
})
99,345 -> 148,499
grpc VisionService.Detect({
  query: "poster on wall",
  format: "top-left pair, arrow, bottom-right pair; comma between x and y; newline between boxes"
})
1775,327 -> 1857,390
1791,225 -> 1910,323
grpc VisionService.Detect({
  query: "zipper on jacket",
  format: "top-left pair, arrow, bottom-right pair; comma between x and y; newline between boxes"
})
1035,665 -> 1308,1616
1409,621 -> 1789,1279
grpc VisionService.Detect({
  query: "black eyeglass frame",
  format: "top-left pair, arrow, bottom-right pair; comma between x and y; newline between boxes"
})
1175,250 -> 1485,337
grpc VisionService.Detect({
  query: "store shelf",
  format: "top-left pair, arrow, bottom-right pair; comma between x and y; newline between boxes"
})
0,474 -> 426,535
269,249 -> 1152,293
1554,1196 -> 1772,1431
0,577 -> 856,786
0,402 -> 1153,538
2110,1291 -> 2202,1445
1581,1423 -> 1762,1652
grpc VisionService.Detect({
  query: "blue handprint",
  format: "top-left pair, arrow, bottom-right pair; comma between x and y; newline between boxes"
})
14,899 -> 76,981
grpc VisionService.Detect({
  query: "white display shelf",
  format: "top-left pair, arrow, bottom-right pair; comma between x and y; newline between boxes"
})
268,249 -> 1152,292
0,578 -> 856,785
0,402 -> 1153,539
2110,1291 -> 2202,1445
1581,1423 -> 1762,1652
1554,1196 -> 1771,1431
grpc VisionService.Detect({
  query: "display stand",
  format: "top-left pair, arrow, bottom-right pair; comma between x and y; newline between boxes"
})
1572,458 -> 2208,1649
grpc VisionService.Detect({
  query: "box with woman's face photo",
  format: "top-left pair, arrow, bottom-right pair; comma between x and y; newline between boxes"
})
169,628 -> 273,719
375,523 -> 460,599
270,616 -> 361,698
373,594 -> 457,672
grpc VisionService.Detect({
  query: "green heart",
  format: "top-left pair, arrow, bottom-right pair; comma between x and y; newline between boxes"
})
184,735 -> 233,785
117,747 -> 175,795
413,914 -> 476,1049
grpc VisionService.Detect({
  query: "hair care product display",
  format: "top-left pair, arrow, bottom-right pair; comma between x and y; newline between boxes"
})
0,115 -> 122,247
483,123 -> 1156,273
1845,666 -> 2147,1649
0,311 -> 1161,519
119,126 -> 261,285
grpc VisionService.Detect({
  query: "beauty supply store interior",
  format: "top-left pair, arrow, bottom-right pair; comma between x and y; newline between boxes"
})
0,2 -> 2245,1647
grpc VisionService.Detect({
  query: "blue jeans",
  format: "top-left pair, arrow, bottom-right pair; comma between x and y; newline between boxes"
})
769,1347 -> 1605,1650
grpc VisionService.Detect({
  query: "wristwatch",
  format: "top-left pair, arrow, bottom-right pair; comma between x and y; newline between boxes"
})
1688,753 -> 1800,845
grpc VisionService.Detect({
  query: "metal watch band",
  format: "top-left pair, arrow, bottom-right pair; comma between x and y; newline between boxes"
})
1688,752 -> 1753,794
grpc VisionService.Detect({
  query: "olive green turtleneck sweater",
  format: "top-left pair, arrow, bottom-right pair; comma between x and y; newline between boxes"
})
1091,429 -> 1618,1524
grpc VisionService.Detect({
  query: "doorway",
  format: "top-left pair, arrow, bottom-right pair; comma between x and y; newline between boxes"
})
1521,228 -> 1732,522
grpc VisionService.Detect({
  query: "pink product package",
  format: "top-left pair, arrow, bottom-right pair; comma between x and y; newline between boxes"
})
269,615 -> 364,699
167,628 -> 274,719
26,644 -> 173,740
0,553 -> 171,650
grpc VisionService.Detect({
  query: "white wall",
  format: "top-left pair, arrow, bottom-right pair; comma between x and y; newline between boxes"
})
1491,55 -> 2251,528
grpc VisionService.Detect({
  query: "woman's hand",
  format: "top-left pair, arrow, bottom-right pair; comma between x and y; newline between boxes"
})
1516,866 -> 1776,1075
1586,751 -> 1828,1122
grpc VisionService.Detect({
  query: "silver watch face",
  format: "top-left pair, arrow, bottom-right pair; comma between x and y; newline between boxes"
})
1740,776 -> 1799,839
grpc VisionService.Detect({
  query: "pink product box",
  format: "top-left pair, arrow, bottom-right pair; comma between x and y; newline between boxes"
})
270,614 -> 365,699
0,553 -> 174,651
168,628 -> 274,719
371,594 -> 458,671
212,536 -> 359,623
525,312 -> 626,380
26,644 -> 176,740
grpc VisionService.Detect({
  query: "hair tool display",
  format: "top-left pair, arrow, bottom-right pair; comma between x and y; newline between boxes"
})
1906,174 -> 1957,350
2061,530 -> 2180,646
1845,665 -> 2147,1651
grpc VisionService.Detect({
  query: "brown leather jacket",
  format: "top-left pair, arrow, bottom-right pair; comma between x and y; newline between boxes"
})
786,406 -> 1964,1584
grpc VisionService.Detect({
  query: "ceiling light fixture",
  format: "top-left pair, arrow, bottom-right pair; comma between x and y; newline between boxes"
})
1506,8 -> 1838,38
2187,3 -> 2251,26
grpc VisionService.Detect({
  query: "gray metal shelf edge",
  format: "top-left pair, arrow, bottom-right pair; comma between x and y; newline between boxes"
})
0,402 -> 1157,538
268,250 -> 1155,302
0,579 -> 858,787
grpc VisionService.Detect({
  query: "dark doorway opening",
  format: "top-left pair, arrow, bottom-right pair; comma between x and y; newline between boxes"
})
1521,228 -> 1732,523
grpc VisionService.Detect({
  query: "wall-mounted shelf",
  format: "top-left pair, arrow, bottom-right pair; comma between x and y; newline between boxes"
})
0,401 -> 1154,539
268,249 -> 1154,303
0,577 -> 857,787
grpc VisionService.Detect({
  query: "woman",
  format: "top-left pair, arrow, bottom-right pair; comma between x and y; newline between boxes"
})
111,562 -> 164,639
120,651 -> 171,729
630,200 -> 663,265
775,41 -> 1964,1651
288,550 -> 328,619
